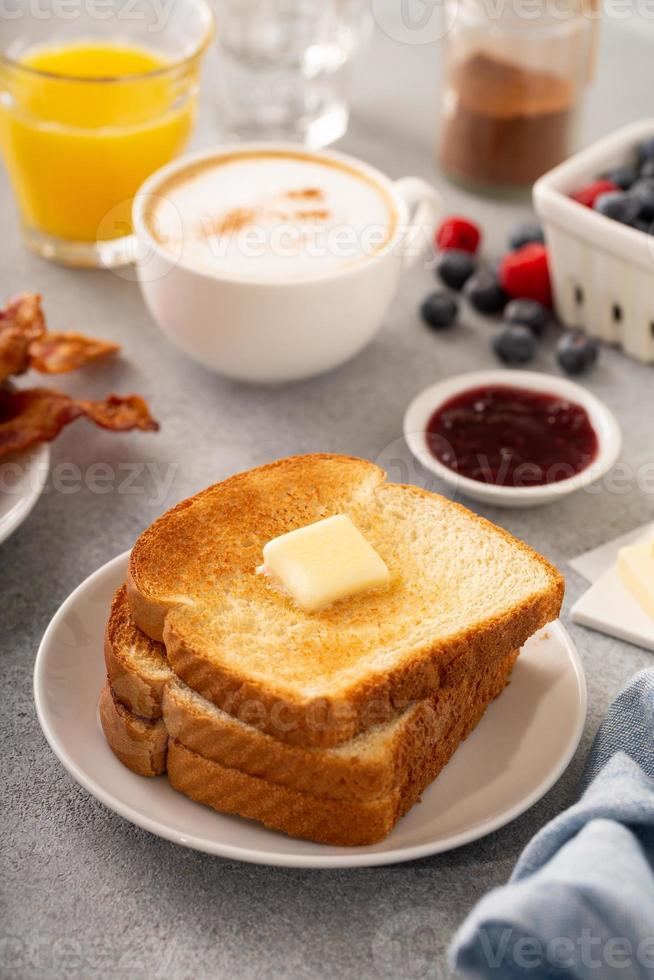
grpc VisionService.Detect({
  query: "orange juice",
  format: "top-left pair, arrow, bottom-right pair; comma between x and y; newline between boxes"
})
0,42 -> 198,243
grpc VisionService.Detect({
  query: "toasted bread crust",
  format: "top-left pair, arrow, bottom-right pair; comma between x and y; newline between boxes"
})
104,586 -> 169,719
128,454 -> 564,747
163,649 -> 518,803
167,739 -> 396,846
162,593 -> 554,748
165,649 -> 518,845
163,688 -> 440,804
107,588 -> 521,801
126,455 -> 385,643
125,569 -> 170,645
98,682 -> 168,777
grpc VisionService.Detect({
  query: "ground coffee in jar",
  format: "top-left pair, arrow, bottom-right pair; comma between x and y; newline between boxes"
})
438,1 -> 594,193
440,53 -> 575,190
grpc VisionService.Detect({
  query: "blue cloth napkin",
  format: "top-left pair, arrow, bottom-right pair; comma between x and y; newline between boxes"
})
450,668 -> 654,979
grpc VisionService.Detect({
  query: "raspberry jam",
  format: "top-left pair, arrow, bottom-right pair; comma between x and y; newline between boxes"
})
426,384 -> 599,487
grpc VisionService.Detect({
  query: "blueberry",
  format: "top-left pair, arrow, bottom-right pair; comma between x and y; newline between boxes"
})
435,249 -> 476,291
601,164 -> 637,191
463,269 -> 507,314
640,158 -> 654,180
633,218 -> 653,235
556,330 -> 599,376
637,136 -> 654,166
631,179 -> 654,221
504,298 -> 549,337
420,291 -> 458,330
493,324 -> 537,366
594,191 -> 641,225
508,222 -> 545,251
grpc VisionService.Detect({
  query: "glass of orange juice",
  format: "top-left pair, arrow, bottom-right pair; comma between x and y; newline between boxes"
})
0,0 -> 213,267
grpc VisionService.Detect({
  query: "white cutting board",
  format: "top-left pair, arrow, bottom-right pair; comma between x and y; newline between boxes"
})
570,523 -> 654,652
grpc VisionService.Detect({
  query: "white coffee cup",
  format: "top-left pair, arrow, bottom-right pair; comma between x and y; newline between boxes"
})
133,143 -> 441,384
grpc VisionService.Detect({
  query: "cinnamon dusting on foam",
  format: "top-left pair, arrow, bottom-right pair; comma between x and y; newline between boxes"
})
211,207 -> 257,235
285,187 -> 324,201
293,209 -> 330,221
145,149 -> 398,277
202,194 -> 333,242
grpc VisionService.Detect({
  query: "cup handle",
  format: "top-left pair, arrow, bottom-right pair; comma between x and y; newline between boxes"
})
393,176 -> 442,270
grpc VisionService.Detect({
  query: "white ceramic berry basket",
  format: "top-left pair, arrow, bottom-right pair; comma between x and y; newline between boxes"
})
534,118 -> 654,364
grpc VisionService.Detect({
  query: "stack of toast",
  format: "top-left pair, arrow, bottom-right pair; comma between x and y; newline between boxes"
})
100,455 -> 564,846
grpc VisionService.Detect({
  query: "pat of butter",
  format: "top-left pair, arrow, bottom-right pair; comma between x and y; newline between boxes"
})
262,514 -> 390,612
618,540 -> 654,620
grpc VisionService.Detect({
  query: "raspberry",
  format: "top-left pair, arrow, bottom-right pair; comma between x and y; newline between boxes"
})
571,179 -> 619,208
435,216 -> 481,254
500,244 -> 552,307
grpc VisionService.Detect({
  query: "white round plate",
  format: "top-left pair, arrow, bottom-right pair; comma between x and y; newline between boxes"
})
404,370 -> 622,508
0,444 -> 50,545
34,551 -> 587,868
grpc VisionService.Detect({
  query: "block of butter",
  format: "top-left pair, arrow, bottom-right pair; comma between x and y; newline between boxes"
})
262,514 -> 390,612
618,539 -> 654,621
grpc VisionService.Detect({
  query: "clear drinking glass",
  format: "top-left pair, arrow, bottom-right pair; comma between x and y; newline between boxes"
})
213,0 -> 371,147
0,0 -> 213,267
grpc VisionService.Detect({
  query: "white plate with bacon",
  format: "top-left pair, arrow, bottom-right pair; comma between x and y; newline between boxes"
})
0,441 -> 50,545
0,293 -> 159,545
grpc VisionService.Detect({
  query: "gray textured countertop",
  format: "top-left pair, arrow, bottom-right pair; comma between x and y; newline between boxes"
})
2,14 -> 654,980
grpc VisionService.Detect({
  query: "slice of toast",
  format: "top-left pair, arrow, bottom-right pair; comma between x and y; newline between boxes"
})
166,740 -> 401,846
98,682 -> 168,777
165,647 -> 518,846
162,678 -> 447,804
104,585 -> 169,719
106,585 -> 519,801
99,647 -> 518,844
127,455 -> 563,747
163,649 -> 519,803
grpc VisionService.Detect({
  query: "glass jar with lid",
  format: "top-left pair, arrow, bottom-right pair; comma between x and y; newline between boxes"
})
438,0 -> 597,193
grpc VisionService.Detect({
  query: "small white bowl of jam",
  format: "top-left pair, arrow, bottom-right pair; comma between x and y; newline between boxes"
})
404,370 -> 622,508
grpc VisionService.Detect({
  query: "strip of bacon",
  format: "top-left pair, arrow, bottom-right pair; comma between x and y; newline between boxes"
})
0,294 -> 46,384
0,331 -> 32,386
0,294 -> 46,341
28,333 -> 120,374
0,388 -> 158,459
80,394 -> 159,432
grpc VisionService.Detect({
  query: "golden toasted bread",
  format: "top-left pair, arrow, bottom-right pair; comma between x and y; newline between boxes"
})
105,587 -> 520,800
163,649 -> 519,804
165,647 -> 518,846
127,454 -> 563,747
104,586 -> 169,718
97,644 -> 516,844
98,682 -> 167,777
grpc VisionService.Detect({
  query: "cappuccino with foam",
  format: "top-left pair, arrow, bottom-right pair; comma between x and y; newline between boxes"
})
146,150 -> 397,279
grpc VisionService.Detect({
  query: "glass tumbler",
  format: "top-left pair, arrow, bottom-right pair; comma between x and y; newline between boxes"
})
213,0 -> 371,148
0,0 -> 213,267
